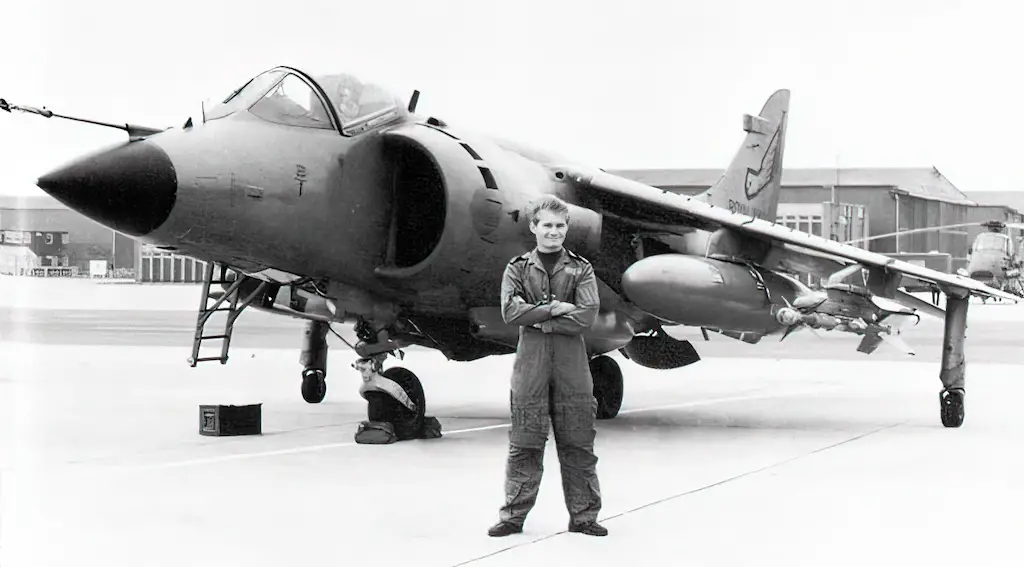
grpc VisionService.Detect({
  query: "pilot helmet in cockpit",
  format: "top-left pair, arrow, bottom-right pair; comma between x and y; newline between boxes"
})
320,73 -> 395,124
332,74 -> 364,121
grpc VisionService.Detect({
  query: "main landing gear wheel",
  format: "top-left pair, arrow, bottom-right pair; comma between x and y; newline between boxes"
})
366,367 -> 426,440
590,355 -> 624,420
301,368 -> 327,404
940,388 -> 965,428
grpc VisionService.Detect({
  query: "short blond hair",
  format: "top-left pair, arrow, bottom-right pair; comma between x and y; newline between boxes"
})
527,194 -> 570,225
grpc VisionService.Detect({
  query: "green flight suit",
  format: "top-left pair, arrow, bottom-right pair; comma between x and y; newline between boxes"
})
496,246 -> 603,527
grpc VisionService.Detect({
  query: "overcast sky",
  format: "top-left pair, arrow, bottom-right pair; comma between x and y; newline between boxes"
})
2,0 -> 1021,197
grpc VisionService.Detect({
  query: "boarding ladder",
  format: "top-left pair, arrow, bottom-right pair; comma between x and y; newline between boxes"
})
188,262 -> 269,367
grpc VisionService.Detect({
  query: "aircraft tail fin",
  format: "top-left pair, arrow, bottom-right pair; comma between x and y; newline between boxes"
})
695,89 -> 789,222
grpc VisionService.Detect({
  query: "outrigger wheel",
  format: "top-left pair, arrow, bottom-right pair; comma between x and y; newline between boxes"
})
590,355 -> 624,420
301,368 -> 327,404
940,388 -> 965,428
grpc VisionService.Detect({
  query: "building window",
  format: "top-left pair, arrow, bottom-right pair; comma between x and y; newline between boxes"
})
61,233 -> 69,244
811,219 -> 822,236
797,215 -> 811,234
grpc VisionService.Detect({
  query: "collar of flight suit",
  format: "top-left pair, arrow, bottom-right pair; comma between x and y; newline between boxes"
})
525,246 -> 572,276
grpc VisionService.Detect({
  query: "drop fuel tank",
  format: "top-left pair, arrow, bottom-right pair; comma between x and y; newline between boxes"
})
621,254 -> 803,333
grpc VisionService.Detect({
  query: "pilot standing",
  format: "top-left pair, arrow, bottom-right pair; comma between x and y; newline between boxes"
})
488,194 -> 607,537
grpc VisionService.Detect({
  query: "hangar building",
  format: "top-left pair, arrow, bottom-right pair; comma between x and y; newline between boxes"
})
608,167 -> 1024,275
0,194 -> 137,276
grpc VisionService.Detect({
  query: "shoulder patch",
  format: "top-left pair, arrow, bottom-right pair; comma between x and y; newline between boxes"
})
566,249 -> 591,264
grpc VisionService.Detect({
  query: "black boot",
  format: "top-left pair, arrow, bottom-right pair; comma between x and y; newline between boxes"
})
568,521 -> 608,536
487,521 -> 523,537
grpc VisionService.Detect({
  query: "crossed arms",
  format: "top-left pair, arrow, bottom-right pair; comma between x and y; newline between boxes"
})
500,262 -> 599,335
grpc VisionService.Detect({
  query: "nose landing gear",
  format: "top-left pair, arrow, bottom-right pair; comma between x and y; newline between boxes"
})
354,356 -> 426,441
296,315 -> 441,442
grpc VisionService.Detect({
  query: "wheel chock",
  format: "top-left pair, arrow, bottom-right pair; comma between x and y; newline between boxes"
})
353,416 -> 443,444
420,416 -> 443,439
354,420 -> 398,444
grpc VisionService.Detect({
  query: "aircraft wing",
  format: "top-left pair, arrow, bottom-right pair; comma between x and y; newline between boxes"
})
563,166 -> 1020,303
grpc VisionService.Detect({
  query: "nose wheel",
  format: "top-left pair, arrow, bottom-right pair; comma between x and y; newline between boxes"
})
301,368 -> 327,403
365,367 -> 426,440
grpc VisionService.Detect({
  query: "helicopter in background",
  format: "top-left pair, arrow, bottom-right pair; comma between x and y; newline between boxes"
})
846,220 -> 1024,303
961,221 -> 1024,300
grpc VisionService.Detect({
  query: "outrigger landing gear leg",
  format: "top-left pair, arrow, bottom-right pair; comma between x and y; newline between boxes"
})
299,320 -> 329,404
939,293 -> 969,428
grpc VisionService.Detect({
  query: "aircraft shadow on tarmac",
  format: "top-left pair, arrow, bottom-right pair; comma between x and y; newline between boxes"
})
433,399 -> 908,435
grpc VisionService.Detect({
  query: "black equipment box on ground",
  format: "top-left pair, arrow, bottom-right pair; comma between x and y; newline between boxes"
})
199,404 -> 262,436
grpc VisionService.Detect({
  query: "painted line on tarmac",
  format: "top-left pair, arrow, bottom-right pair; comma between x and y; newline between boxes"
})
90,326 -> 194,332
124,386 -> 837,473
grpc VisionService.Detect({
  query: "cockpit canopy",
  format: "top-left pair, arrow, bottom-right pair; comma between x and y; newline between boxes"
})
204,66 -> 407,134
974,231 -> 1010,254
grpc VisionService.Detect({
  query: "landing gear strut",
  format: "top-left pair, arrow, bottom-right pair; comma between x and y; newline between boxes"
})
590,355 -> 624,419
299,320 -> 329,404
939,293 -> 969,428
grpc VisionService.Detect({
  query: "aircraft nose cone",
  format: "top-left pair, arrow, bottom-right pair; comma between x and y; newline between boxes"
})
36,141 -> 177,237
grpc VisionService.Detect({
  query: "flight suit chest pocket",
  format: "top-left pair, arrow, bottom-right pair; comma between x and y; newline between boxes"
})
519,267 -> 543,303
549,271 -> 577,303
527,269 -> 553,302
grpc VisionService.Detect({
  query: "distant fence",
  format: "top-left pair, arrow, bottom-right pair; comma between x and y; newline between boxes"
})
27,266 -> 80,277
